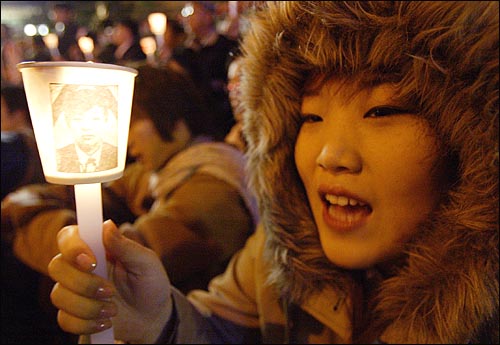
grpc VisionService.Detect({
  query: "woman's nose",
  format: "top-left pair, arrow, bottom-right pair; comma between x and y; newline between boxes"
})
316,124 -> 362,174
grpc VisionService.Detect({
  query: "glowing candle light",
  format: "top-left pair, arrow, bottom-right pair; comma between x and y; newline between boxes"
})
43,33 -> 61,59
148,12 -> 167,52
140,36 -> 157,65
17,61 -> 137,344
78,36 -> 95,61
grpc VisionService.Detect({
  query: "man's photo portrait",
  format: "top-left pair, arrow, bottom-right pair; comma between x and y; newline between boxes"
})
50,84 -> 118,173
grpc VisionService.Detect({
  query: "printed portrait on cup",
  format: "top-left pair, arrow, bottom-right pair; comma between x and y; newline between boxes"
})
50,84 -> 118,173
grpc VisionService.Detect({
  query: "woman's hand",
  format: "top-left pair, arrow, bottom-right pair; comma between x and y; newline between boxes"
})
48,219 -> 172,344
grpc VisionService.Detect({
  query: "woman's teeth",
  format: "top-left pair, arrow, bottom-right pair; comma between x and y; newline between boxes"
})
325,194 -> 366,207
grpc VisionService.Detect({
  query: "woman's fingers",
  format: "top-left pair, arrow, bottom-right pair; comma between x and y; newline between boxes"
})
48,253 -> 115,299
49,252 -> 117,335
56,308 -> 113,335
48,222 -> 122,336
50,282 -> 117,320
56,225 -> 97,271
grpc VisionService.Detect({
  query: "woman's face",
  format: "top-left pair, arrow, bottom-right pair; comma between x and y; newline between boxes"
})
295,79 -> 443,269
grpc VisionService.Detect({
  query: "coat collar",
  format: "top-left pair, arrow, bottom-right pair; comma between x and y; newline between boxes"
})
300,286 -> 353,343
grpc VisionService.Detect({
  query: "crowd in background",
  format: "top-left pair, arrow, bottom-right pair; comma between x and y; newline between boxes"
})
1,0 -> 255,197
1,2 -> 252,79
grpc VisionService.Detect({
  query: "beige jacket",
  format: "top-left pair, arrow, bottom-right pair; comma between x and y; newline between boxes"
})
187,223 -> 354,343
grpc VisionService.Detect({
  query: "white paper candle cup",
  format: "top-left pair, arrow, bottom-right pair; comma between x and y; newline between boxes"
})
17,61 -> 138,185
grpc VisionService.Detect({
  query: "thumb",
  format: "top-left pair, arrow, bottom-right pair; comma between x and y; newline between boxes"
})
102,219 -> 161,276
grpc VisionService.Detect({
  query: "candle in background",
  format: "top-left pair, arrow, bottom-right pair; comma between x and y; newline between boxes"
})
148,12 -> 167,54
17,61 -> 138,344
43,33 -> 61,60
140,36 -> 157,66
78,36 -> 95,61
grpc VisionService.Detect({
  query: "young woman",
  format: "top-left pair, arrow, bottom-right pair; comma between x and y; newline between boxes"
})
47,2 -> 498,343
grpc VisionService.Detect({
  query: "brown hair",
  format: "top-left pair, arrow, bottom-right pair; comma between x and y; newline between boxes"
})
131,65 -> 216,141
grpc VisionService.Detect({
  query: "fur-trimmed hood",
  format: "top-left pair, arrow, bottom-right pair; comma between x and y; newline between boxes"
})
239,2 -> 498,343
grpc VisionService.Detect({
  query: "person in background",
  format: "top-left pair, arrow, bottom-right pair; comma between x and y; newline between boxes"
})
1,24 -> 24,86
157,18 -> 189,74
1,85 -> 44,199
92,19 -> 114,61
51,3 -> 80,61
97,18 -> 146,67
47,1 -> 497,344
2,64 -> 258,295
29,35 -> 53,62
1,84 -> 74,344
224,49 -> 247,152
216,1 -> 254,41
177,1 -> 239,141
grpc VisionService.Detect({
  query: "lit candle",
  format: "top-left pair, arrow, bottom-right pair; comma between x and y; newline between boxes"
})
78,36 -> 95,61
148,12 -> 167,52
140,36 -> 157,66
43,33 -> 61,60
17,61 -> 137,344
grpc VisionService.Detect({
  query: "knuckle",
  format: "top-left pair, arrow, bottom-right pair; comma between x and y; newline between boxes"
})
49,283 -> 63,308
56,310 -> 75,333
47,253 -> 61,277
56,225 -> 71,241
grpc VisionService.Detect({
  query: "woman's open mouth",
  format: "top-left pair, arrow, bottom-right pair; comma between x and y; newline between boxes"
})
322,193 -> 372,232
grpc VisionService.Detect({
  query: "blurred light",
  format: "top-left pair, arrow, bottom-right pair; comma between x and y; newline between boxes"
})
43,33 -> 59,49
148,12 -> 167,35
104,26 -> 114,36
96,2 -> 108,20
2,4 -> 44,28
78,36 -> 95,63
37,24 -> 49,36
24,24 -> 37,37
148,12 -> 166,53
78,36 -> 94,54
140,36 -> 156,56
55,22 -> 65,33
42,32 -> 61,59
181,4 -> 194,17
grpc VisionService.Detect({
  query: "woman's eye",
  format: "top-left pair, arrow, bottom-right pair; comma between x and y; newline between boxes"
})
364,106 -> 407,118
300,113 -> 323,123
